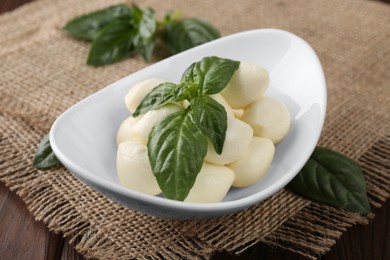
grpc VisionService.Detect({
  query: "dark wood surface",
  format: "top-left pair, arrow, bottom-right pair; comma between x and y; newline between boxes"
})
1,1 -> 389,259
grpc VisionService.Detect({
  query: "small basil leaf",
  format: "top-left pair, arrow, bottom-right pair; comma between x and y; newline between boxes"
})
33,134 -> 61,169
148,110 -> 208,201
161,18 -> 220,54
287,147 -> 371,214
132,82 -> 189,117
87,19 -> 135,66
180,62 -> 197,84
63,4 -> 131,41
190,95 -> 227,154
132,7 -> 156,61
181,56 -> 240,95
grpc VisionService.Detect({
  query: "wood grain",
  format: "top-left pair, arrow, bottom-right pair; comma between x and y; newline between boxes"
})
0,183 -> 82,260
0,182 -> 62,259
0,1 -> 389,259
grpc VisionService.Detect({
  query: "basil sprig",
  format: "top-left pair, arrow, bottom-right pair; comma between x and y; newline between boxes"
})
32,134 -> 61,169
287,147 -> 371,214
63,4 -> 220,66
134,56 -> 239,200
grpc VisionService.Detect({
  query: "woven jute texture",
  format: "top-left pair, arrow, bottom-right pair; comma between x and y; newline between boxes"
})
1,0 -> 389,259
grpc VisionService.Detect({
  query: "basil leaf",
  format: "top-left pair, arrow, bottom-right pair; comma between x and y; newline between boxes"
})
287,147 -> 371,214
87,19 -> 135,66
161,18 -> 220,54
148,110 -> 208,201
180,62 -> 197,84
132,7 -> 156,61
181,56 -> 240,95
33,134 -> 61,169
63,4 -> 131,41
190,95 -> 227,154
133,82 -> 189,117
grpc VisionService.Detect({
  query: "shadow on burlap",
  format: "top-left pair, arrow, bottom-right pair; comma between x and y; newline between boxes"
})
0,0 -> 389,259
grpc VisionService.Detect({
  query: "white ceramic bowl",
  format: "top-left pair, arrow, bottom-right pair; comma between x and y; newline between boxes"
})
50,29 -> 326,219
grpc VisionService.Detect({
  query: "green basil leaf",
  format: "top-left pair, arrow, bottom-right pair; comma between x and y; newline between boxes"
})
180,62 -> 197,84
161,18 -> 220,54
148,110 -> 208,201
63,4 -> 131,41
190,95 -> 227,154
87,19 -> 135,66
33,134 -> 61,169
133,82 -> 189,117
287,147 -> 371,214
181,56 -> 240,95
132,7 -> 156,61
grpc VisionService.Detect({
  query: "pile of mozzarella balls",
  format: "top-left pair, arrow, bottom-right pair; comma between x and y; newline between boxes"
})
116,62 -> 290,203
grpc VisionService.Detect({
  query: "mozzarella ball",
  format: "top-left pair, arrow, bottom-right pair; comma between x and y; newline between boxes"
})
205,117 -> 253,165
242,97 -> 290,144
232,109 -> 244,119
181,100 -> 190,109
210,94 -> 234,117
185,163 -> 235,203
229,137 -> 275,188
125,78 -> 167,113
221,62 -> 270,109
131,104 -> 183,144
116,116 -> 140,145
116,141 -> 161,195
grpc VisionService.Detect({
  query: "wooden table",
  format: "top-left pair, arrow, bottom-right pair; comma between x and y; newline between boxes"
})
1,1 -> 389,259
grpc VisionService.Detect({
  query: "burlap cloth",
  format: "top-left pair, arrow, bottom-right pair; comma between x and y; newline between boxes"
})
1,0 -> 389,259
